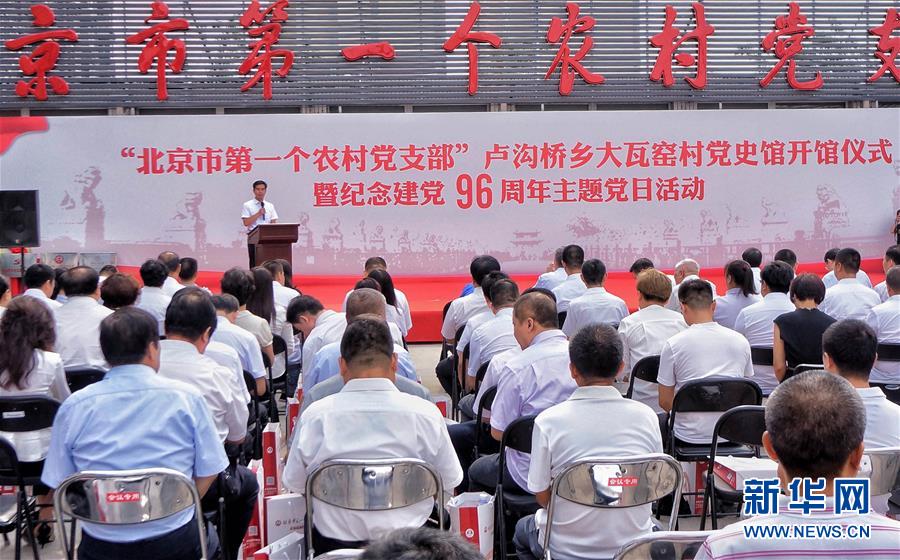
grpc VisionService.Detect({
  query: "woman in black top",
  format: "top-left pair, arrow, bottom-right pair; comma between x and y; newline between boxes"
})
773,273 -> 837,381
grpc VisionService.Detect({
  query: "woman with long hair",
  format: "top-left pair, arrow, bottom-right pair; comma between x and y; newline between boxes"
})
713,260 -> 761,329
248,266 -> 293,376
367,268 -> 410,336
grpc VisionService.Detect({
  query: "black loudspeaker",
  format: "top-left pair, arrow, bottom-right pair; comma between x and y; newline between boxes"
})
0,190 -> 40,248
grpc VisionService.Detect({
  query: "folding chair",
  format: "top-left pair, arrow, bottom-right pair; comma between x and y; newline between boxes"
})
473,386 -> 498,461
438,301 -> 453,360
874,343 -> 900,405
63,367 -> 106,393
542,454 -> 683,559
614,530 -> 714,560
448,325 -> 466,420
750,347 -> 773,367
699,405 -> 766,529
242,370 -> 263,461
865,448 -> 900,501
0,396 -> 61,560
557,311 -> 567,329
625,355 -> 660,400
784,363 -> 824,381
473,360 -> 490,394
304,458 -> 443,560
496,415 -> 539,560
53,467 -> 208,560
263,335 -> 288,422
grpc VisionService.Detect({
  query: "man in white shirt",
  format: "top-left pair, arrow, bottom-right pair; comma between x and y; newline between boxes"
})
54,266 -> 112,370
533,247 -> 566,291
658,279 -> 754,444
873,245 -> 900,302
514,324 -> 662,560
667,258 -> 717,311
155,288 -> 257,559
466,279 -> 520,389
20,263 -> 62,312
562,258 -> 628,337
177,257 -> 210,294
551,244 -> 587,314
158,251 -> 185,296
283,318 -> 462,554
241,180 -> 279,267
741,247 -> 763,294
135,259 -> 171,336
696,372 -> 900,560
773,248 -> 798,272
822,319 -> 900,448
618,269 -> 687,414
210,294 -> 267,396
818,248 -> 881,321
469,291 -> 576,494
867,266 -> 900,385
287,294 -> 347,377
734,261 -> 796,395
261,259 -> 303,393
822,247 -> 873,289
341,257 -> 414,335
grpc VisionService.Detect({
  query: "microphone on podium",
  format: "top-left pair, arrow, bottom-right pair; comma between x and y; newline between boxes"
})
259,200 -> 265,219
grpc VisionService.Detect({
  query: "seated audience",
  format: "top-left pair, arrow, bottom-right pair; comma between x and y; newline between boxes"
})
342,257 -> 413,333
220,267 -> 275,365
866,266 -> 900,385
561,258 -> 628,337
247,266 -> 295,376
713,260 -> 760,329
0,273 -> 11,319
618,269 -> 687,413
874,245 -> 900,302
741,247 -> 763,293
177,257 -> 209,293
51,267 -> 68,303
210,294 -> 267,396
658,280 -> 753,444
695,371 -> 900,559
360,527 -> 482,560
667,259 -> 717,311
773,248 -> 798,271
158,250 -> 184,296
514,324 -> 662,560
42,307 -> 228,560
773,274 -> 836,381
97,265 -> 118,284
287,294 -> 346,377
818,248 -> 881,320
54,266 -> 113,370
368,268 -> 411,337
822,247 -> 872,289
264,259 -> 304,393
136,259 -> 171,335
283,318 -> 462,554
734,261 -> 795,394
21,263 -> 62,311
551,244 -> 587,313
533,247 -> 567,291
262,259 -> 300,308
465,279 -> 520,392
100,272 -> 140,310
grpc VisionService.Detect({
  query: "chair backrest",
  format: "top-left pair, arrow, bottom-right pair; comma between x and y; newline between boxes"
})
557,311 -> 567,328
53,467 -> 207,560
712,405 -> 766,448
304,458 -> 443,559
543,454 -> 683,555
0,395 -> 60,433
864,448 -> 900,497
273,334 -> 288,356
242,370 -> 257,395
475,386 -> 498,426
750,347 -> 774,367
670,378 -> 762,415
877,343 -> 900,362
474,360 -> 490,390
501,415 -> 537,455
625,355 -> 660,399
65,367 -> 107,393
0,436 -> 22,484
614,530 -> 714,560
790,363 -> 824,377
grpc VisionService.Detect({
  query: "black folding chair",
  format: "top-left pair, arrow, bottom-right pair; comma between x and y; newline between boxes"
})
473,360 -> 490,394
557,311 -> 567,329
449,325 -> 466,419
472,386 -> 498,461
0,396 -> 61,560
700,405 -> 766,530
438,301 -> 454,360
64,367 -> 106,393
243,370 -> 263,461
750,347 -> 774,367
625,355 -> 661,400
263,335 -> 288,423
784,363 -> 824,381
495,415 -> 539,560
874,343 -> 900,405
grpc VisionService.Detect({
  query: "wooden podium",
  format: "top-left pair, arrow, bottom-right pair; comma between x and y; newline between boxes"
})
248,223 -> 299,268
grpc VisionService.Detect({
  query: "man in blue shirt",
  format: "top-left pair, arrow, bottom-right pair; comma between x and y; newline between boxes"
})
42,307 -> 228,560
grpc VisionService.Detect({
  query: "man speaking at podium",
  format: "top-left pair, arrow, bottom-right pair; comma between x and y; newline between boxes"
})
241,180 -> 279,267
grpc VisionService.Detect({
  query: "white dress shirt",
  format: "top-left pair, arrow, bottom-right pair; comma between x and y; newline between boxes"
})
534,267 -> 567,291
467,307 -> 518,378
491,329 -> 576,489
157,340 -> 248,442
734,292 -> 796,395
0,349 -> 70,461
456,309 -> 493,353
713,289 -> 761,330
204,340 -> 250,405
667,275 -> 718,311
856,387 -> 900,448
552,274 -> 587,313
818,278 -> 881,321
54,296 -> 113,370
283,378 -> 463,541
561,287 -> 629,337
271,303 -> 295,378
21,288 -> 62,311
473,347 -> 521,420
618,305 -> 687,413
866,295 -> 900,384
161,276 -> 185,297
210,315 -> 266,380
241,198 -> 278,233
135,287 -> 171,335
750,267 -> 761,294
528,386 -> 662,560
302,341 -> 418,397
441,287 -> 489,340
273,282 -> 304,366
301,310 -> 347,374
343,288 -> 413,336
822,269 -> 872,289
874,280 -> 889,302
657,322 -> 754,444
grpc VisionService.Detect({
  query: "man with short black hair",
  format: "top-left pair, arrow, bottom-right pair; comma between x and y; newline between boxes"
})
54,266 -> 113,370
177,257 -> 209,294
514,324 -> 662,560
874,245 -> 900,302
734,261 -> 795,395
441,255 -> 502,343
242,180 -> 279,267
100,272 -> 140,310
818,248 -> 881,320
42,307 -> 228,560
867,266 -> 900,386
822,247 -> 873,289
283,318 -> 462,554
628,257 -> 655,278
534,247 -> 567,291
97,264 -> 117,284
658,279 -> 753,444
696,372 -> 900,559
210,293 -> 267,396
21,263 -> 61,311
360,528 -> 481,560
741,247 -> 763,292
342,257 -> 413,335
136,259 -> 171,335
551,244 -> 587,313
287,294 -> 347,377
823,319 -> 900,448
158,251 -> 184,296
562,258 -> 628,337
773,248 -> 798,271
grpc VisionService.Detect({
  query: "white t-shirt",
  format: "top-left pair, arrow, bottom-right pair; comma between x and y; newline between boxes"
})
856,387 -> 900,448
561,287 -> 629,338
467,307 -> 518,378
456,309 -> 493,353
242,198 -> 278,233
713,289 -> 761,330
552,274 -> 588,313
161,276 -> 185,297
873,280 -> 888,302
822,269 -> 872,289
135,287 -> 171,336
54,296 -> 113,370
734,292 -> 796,395
210,315 -> 266,380
818,278 -> 881,321
441,287 -> 489,340
866,295 -> 900,384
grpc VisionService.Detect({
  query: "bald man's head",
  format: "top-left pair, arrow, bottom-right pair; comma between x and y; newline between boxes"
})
346,287 -> 386,321
513,291 -> 558,329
